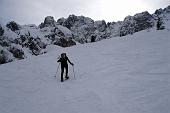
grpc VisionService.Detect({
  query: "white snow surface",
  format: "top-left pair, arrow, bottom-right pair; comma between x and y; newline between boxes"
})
57,25 -> 73,37
0,29 -> 170,113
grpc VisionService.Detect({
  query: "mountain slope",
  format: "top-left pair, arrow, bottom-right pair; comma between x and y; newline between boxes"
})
0,29 -> 170,113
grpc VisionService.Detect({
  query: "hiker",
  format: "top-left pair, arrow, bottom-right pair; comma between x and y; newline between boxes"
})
57,53 -> 74,82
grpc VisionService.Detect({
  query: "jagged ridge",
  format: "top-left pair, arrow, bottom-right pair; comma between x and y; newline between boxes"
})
0,5 -> 170,64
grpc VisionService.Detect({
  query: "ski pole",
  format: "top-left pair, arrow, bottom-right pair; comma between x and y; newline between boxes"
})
55,63 -> 60,77
72,65 -> 76,79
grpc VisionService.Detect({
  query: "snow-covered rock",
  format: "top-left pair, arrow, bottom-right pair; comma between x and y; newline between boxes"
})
6,21 -> 21,32
119,11 -> 154,36
0,45 -> 14,64
57,25 -> 73,38
8,44 -> 25,59
39,16 -> 57,28
0,25 -> 4,36
94,20 -> 107,32
153,5 -> 170,30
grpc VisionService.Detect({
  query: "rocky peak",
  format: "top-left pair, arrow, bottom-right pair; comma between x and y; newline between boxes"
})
58,15 -> 94,29
165,5 -> 170,12
57,17 -> 66,25
62,14 -> 78,29
6,21 -> 20,31
0,25 -> 4,36
155,5 -> 170,15
44,16 -> 55,25
39,16 -> 57,28
76,16 -> 94,26
155,8 -> 164,15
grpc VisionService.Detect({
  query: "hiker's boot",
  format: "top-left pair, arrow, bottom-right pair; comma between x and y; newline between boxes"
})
65,76 -> 69,80
61,78 -> 64,82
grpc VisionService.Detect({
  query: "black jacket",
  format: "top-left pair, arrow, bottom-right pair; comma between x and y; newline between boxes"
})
57,56 -> 72,67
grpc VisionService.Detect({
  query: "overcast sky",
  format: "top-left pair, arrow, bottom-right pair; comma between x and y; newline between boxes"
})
0,0 -> 169,25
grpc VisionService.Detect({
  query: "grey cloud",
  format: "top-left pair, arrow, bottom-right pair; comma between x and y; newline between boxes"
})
0,0 -> 97,25
0,0 -> 169,25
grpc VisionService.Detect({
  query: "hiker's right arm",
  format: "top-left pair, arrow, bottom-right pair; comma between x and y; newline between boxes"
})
57,58 -> 61,62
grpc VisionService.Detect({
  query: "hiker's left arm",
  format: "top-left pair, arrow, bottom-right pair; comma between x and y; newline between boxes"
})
67,57 -> 74,65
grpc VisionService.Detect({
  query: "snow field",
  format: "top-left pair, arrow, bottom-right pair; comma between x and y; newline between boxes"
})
0,29 -> 170,113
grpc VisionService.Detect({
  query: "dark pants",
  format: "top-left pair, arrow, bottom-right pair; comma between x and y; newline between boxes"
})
61,65 -> 68,81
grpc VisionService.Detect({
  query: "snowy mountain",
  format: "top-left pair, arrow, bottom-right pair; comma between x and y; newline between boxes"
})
0,26 -> 170,113
0,5 -> 170,64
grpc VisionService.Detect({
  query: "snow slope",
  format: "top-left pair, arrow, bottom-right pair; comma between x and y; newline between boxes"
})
0,29 -> 170,113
